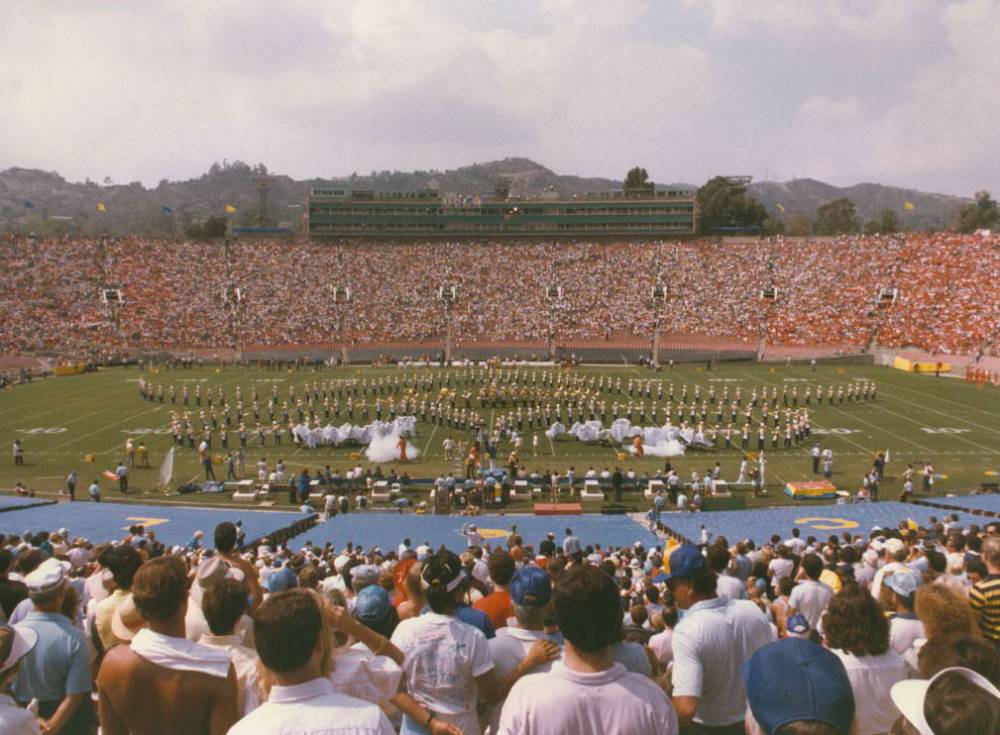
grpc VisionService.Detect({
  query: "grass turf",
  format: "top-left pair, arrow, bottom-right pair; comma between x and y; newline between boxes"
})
3,362 -> 999,514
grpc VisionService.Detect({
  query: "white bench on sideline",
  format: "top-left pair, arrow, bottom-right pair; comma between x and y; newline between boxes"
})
511,479 -> 531,500
645,479 -> 665,499
371,480 -> 392,503
581,479 -> 604,501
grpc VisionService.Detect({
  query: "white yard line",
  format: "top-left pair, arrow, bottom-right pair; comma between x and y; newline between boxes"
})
827,405 -> 935,454
42,405 -> 166,454
422,424 -> 439,455
878,380 -> 1000,429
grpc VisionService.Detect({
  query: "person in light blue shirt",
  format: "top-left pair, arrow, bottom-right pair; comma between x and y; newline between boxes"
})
13,559 -> 92,734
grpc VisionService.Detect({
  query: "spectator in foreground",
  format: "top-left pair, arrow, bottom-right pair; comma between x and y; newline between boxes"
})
498,565 -> 677,735
969,536 -> 1000,652
890,666 -> 1000,735
822,584 -> 907,735
198,578 -> 261,716
13,559 -> 92,735
390,550 -> 553,735
668,544 -> 774,733
473,551 -> 515,630
743,637 -> 856,735
227,589 -> 394,735
486,566 -> 563,732
0,623 -> 40,735
97,556 -> 239,735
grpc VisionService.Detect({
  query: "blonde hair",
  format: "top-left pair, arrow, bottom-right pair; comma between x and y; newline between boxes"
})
915,584 -> 981,641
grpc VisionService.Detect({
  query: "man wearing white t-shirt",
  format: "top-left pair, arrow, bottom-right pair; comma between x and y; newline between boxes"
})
871,538 -> 909,601
784,528 -> 807,556
498,566 -> 677,735
487,567 -> 562,733
227,589 -> 393,735
787,554 -> 834,630
885,569 -> 925,656
667,544 -> 774,733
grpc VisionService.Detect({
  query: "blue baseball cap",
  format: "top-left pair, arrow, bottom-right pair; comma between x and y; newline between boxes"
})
885,569 -> 922,599
265,566 -> 298,593
742,638 -> 855,735
786,614 -> 810,638
666,544 -> 705,580
354,585 -> 392,624
509,566 -> 552,607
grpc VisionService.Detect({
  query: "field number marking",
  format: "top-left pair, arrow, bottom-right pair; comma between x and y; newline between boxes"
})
122,516 -> 170,530
17,428 -> 68,434
811,428 -> 860,435
919,427 -> 971,434
120,428 -> 173,434
794,516 -> 860,531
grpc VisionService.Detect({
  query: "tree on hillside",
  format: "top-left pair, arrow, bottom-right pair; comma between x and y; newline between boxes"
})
813,198 -> 859,235
696,176 -> 768,234
863,208 -> 900,235
185,215 -> 228,239
958,191 -> 1000,233
784,211 -> 812,236
624,167 -> 654,196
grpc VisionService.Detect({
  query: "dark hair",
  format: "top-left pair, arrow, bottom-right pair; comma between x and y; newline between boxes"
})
254,590 -> 321,673
690,564 -> 719,597
779,576 -> 796,597
705,545 -> 730,573
488,551 -> 515,587
802,554 -> 823,580
105,545 -> 143,591
823,584 -> 890,657
774,721 -> 843,735
14,549 -> 44,577
0,549 -> 12,575
421,550 -> 465,613
917,637 -> 1000,683
214,522 -> 238,553
133,556 -> 189,622
924,671 -> 1000,735
202,578 -> 248,636
967,558 -> 988,577
553,566 -> 620,653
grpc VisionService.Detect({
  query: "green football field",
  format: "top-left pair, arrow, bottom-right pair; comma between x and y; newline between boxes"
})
3,362 -> 999,511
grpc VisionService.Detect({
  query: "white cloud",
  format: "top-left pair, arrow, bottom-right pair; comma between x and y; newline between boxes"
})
0,0 -> 996,196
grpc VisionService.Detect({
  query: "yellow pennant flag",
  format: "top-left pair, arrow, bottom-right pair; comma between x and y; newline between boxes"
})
776,203 -> 785,213
903,201 -> 915,211
225,204 -> 237,213
96,202 -> 107,212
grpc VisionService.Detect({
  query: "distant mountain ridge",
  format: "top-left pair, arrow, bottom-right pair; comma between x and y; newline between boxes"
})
0,158 -> 969,236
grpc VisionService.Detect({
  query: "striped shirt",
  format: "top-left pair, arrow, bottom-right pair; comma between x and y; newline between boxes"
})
969,574 -> 1000,641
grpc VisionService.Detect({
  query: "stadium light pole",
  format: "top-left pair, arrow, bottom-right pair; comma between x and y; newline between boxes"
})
650,280 -> 667,366
437,285 -> 459,364
546,284 -> 564,361
333,286 -> 352,366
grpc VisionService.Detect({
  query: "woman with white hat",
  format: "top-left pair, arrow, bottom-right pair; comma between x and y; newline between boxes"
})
0,623 -> 40,734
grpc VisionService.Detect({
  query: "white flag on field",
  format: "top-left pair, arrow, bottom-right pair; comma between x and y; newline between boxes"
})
159,447 -> 174,488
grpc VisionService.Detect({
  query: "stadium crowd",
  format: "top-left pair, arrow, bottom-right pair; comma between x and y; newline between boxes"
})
0,512 -> 998,734
2,233 -> 999,356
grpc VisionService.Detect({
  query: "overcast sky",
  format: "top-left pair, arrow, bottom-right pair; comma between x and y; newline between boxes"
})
1,0 -> 997,196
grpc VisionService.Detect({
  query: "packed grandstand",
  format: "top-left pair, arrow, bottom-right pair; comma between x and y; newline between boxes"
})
3,232 -> 1000,357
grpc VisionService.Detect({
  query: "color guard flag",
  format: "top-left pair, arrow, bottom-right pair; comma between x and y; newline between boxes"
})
225,204 -> 237,213
903,201 -> 915,211
160,205 -> 174,215
96,202 -> 107,212
159,447 -> 174,488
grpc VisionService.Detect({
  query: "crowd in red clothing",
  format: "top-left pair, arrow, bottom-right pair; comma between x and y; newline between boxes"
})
2,233 -> 998,356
